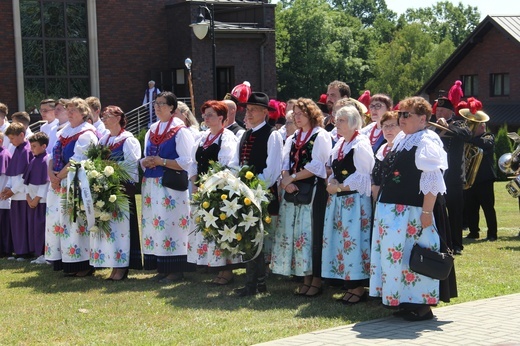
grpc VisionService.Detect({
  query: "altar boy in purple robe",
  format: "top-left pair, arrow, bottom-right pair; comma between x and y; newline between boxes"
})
1,122 -> 33,260
0,131 -> 12,257
25,132 -> 49,262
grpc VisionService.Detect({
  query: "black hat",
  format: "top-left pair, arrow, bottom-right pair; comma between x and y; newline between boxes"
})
437,97 -> 454,111
239,92 -> 276,111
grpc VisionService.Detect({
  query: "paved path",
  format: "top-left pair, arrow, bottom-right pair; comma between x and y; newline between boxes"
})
256,293 -> 520,345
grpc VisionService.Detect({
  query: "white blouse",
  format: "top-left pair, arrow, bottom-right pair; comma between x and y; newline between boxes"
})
392,129 -> 448,196
99,131 -> 142,183
282,126 -> 331,179
329,133 -> 374,196
50,122 -> 99,162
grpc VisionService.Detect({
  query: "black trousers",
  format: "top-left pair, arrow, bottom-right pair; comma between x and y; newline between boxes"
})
464,180 -> 498,238
445,183 -> 465,250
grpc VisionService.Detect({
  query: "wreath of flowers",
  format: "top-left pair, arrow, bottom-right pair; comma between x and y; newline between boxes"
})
63,144 -> 130,237
191,162 -> 272,261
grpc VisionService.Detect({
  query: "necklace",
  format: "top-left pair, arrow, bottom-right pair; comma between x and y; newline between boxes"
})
369,124 -> 382,146
203,128 -> 224,149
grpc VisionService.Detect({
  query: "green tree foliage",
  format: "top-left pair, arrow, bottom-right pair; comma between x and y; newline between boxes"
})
404,1 -> 480,46
365,24 -> 455,103
275,0 -> 370,100
327,0 -> 396,27
495,124 -> 514,181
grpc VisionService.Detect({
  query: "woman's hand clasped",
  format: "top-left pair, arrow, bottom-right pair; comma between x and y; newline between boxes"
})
142,156 -> 159,169
420,211 -> 433,229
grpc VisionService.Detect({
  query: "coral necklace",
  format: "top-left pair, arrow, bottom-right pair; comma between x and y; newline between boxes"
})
203,128 -> 224,149
150,116 -> 174,146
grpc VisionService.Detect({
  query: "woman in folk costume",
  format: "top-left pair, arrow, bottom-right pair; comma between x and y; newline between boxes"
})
141,91 -> 196,283
360,94 -> 393,154
187,100 -> 239,285
321,105 -> 374,304
369,96 -> 448,321
89,106 -> 142,281
46,98 -> 98,276
271,98 -> 332,297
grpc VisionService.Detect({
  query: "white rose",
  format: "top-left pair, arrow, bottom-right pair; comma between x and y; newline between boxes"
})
108,195 -> 117,203
90,225 -> 99,233
104,166 -> 115,177
93,184 -> 101,192
94,208 -> 101,218
95,200 -> 105,208
88,170 -> 100,179
100,212 -> 112,221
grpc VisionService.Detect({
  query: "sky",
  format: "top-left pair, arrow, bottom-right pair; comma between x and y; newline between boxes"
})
385,0 -> 520,19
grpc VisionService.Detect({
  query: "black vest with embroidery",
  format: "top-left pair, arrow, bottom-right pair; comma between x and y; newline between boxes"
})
332,148 -> 357,196
195,137 -> 221,180
289,132 -> 319,185
379,147 -> 423,207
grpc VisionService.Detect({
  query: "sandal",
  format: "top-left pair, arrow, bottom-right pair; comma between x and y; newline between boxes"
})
304,285 -> 323,298
215,276 -> 234,285
402,308 -> 434,321
294,284 -> 310,296
338,291 -> 367,305
212,276 -> 223,284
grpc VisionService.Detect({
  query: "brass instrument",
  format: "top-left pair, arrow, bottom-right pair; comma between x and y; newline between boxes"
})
458,108 -> 490,190
428,121 -> 454,137
498,133 -> 520,197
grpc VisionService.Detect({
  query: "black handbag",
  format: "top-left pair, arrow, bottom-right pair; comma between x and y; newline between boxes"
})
409,226 -> 454,280
283,181 -> 315,205
162,168 -> 189,191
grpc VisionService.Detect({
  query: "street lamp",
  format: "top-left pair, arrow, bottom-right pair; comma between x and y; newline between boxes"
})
185,58 -> 196,113
190,4 -> 217,99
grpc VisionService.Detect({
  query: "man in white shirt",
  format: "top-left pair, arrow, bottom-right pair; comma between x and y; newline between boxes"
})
39,99 -> 59,154
142,80 -> 160,126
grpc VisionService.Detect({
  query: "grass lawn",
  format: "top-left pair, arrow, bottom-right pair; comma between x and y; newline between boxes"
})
1,182 -> 519,345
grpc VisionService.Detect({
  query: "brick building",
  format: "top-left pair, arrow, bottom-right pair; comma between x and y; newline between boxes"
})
419,16 -> 520,131
0,0 -> 276,118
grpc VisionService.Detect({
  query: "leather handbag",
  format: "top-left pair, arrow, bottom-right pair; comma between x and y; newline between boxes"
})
162,168 -> 189,191
409,226 -> 454,280
284,181 -> 315,205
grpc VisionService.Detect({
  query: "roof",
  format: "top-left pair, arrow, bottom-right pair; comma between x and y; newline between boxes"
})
483,104 -> 520,127
418,16 -> 520,95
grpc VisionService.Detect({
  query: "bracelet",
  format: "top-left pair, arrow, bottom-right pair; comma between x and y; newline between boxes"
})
162,158 -> 167,166
421,210 -> 432,214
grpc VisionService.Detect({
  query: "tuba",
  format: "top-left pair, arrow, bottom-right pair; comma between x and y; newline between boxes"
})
458,108 -> 490,190
498,133 -> 520,197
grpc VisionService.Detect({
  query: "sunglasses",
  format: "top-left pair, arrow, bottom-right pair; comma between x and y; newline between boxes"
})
397,111 -> 420,118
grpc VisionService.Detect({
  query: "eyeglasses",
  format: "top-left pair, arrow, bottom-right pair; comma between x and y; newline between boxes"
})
382,123 -> 399,130
397,111 -> 419,119
102,113 -> 118,119
154,102 -> 168,108
369,103 -> 383,110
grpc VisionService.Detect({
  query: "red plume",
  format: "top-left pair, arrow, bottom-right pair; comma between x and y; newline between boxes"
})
358,90 -> 371,109
268,99 -> 280,120
432,101 -> 437,115
456,97 -> 482,115
448,80 -> 464,108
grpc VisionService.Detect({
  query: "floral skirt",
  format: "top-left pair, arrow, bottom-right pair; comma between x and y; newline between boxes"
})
141,177 -> 190,256
89,209 -> 130,268
321,193 -> 372,281
270,194 -> 313,277
44,185 -> 63,261
369,202 -> 440,307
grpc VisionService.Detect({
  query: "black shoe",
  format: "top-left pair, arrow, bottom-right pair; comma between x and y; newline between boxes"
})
465,233 -> 480,239
453,247 -> 462,255
402,309 -> 434,321
235,286 -> 258,297
484,236 -> 497,242
257,283 -> 267,293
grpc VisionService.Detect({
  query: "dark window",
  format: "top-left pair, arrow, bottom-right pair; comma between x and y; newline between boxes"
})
490,73 -> 510,97
461,75 -> 479,97
21,0 -> 89,109
217,67 -> 234,100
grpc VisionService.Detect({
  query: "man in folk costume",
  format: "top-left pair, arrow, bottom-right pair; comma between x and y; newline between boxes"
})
234,92 -> 283,296
223,99 -> 245,140
224,81 -> 251,129
433,93 -> 472,255
142,80 -> 160,126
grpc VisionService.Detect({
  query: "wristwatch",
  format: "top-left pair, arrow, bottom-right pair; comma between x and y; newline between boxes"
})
291,173 -> 297,180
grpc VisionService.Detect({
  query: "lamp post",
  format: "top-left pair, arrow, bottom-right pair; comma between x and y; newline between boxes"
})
185,58 -> 196,113
190,3 -> 217,100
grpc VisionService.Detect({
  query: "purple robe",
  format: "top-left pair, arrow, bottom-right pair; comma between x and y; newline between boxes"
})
0,147 -> 12,255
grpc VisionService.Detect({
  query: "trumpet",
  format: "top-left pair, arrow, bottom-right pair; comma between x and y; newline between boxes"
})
458,108 -> 489,190
498,134 -> 520,198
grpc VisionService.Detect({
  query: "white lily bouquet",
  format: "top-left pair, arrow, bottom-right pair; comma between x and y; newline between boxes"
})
63,144 -> 130,237
192,162 -> 273,261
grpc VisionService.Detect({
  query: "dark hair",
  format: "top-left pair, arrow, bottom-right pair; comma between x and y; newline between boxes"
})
370,94 -> 393,110
5,122 -> 26,136
102,105 -> 126,128
0,102 -> 8,115
11,112 -> 31,127
327,80 -> 351,98
157,91 -> 178,114
295,98 -> 324,128
201,100 -> 228,124
29,131 -> 49,146
40,99 -> 56,108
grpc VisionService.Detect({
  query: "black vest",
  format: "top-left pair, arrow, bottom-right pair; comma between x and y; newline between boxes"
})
227,122 -> 245,135
195,136 -> 222,183
332,148 -> 357,196
379,147 -> 423,207
289,132 -> 319,185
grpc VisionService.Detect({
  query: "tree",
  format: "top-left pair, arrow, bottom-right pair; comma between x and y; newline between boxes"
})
404,1 -> 480,46
327,0 -> 396,27
275,0 -> 370,100
365,24 -> 455,103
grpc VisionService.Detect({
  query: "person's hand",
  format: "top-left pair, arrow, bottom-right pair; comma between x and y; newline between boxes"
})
284,183 -> 298,194
420,211 -> 433,229
49,172 -> 61,184
280,175 -> 294,189
142,156 -> 157,169
326,182 -> 339,195
0,188 -> 13,200
437,118 -> 448,128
